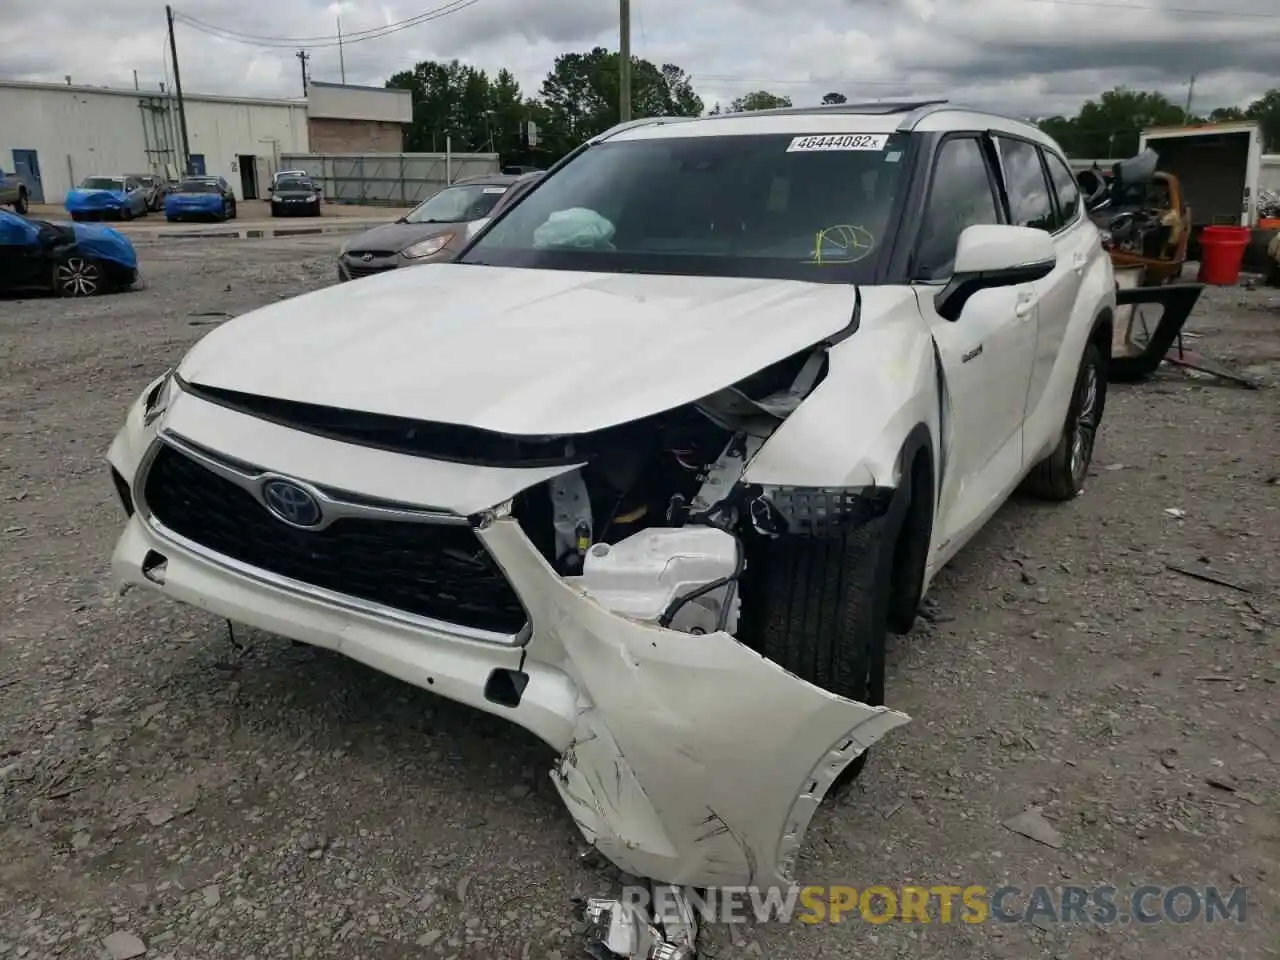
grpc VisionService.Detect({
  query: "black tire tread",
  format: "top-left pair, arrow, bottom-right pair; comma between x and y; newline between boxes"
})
1023,341 -> 1106,502
751,515 -> 887,704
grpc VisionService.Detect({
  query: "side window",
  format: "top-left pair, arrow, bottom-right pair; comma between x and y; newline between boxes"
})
914,136 -> 1000,281
995,137 -> 1054,231
1044,151 -> 1081,229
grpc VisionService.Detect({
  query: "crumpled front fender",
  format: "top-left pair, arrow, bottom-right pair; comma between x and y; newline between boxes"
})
479,518 -> 911,890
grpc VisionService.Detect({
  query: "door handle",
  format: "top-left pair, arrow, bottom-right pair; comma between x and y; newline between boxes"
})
1072,251 -> 1088,273
1015,293 -> 1036,320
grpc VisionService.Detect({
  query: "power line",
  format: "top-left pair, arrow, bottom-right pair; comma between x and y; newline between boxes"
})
171,0 -> 481,50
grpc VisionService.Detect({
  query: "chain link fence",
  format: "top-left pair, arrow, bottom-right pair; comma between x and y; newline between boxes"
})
279,151 -> 500,206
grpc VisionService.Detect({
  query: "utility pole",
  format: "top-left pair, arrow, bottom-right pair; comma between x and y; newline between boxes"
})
297,49 -> 311,96
165,5 -> 192,176
1183,74 -> 1196,122
618,0 -> 631,122
337,17 -> 346,84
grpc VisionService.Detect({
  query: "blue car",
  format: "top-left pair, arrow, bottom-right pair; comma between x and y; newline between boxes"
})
164,177 -> 238,222
0,209 -> 138,297
65,175 -> 150,222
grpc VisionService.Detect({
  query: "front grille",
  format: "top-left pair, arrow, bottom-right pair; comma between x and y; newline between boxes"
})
344,262 -> 397,278
346,249 -> 397,258
142,443 -> 527,636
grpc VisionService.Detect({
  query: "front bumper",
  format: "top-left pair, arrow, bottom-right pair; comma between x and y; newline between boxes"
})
108,384 -> 909,889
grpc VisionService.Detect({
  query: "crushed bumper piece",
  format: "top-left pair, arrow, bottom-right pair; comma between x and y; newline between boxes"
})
584,884 -> 697,960
481,516 -> 912,890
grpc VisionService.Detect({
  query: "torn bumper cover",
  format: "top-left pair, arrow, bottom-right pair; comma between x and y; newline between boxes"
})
478,517 -> 910,889
111,448 -> 908,892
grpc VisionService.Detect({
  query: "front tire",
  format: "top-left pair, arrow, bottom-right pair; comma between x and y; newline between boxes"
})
54,256 -> 104,297
14,190 -> 29,215
741,512 -> 896,782
1024,341 -> 1107,501
120,206 -> 133,222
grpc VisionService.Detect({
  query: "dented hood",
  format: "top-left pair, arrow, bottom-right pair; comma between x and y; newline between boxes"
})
177,264 -> 861,436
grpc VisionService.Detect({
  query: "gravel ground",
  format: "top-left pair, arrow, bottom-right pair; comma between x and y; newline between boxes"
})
1,238 -> 1277,960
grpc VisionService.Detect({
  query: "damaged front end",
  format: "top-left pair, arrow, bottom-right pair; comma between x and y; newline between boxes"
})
141,333 -> 912,959
469,343 -> 910,894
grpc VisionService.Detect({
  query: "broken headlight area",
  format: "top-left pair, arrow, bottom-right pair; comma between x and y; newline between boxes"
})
142,370 -> 175,427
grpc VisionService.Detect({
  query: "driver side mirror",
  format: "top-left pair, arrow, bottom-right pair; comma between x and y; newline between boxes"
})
934,225 -> 1056,322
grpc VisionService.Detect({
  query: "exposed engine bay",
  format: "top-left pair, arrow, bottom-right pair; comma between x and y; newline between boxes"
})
511,346 -> 830,637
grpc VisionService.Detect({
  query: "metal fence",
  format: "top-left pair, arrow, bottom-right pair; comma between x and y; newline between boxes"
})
279,151 -> 500,206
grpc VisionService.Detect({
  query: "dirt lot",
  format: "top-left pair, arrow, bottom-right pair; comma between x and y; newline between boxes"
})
1,237 -> 1277,960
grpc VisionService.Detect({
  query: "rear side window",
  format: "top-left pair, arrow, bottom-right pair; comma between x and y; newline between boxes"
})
1043,151 -> 1081,229
995,137 -> 1054,231
914,136 -> 1000,281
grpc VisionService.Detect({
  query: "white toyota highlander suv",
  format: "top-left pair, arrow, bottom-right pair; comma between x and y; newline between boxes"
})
108,100 -> 1118,919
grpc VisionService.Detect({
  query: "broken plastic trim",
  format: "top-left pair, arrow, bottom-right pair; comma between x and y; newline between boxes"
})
748,484 -> 895,538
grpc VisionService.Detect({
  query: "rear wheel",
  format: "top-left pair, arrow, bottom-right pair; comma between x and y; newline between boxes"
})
228,200 -> 237,220
120,206 -> 134,222
54,256 -> 104,297
1023,341 -> 1107,501
13,189 -> 29,215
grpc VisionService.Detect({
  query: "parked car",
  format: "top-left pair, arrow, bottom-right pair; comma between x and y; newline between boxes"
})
267,175 -> 322,217
112,103 -> 1187,944
336,174 -> 523,280
272,169 -> 310,188
164,177 -> 238,222
0,208 -> 138,296
128,174 -> 169,212
462,170 -> 543,241
65,175 -> 150,221
0,166 -> 30,215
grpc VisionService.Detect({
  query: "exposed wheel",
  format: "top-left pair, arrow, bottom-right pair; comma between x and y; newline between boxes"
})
54,256 -> 104,297
229,200 -> 237,220
1023,341 -> 1107,501
14,190 -> 28,215
220,201 -> 230,221
120,206 -> 133,221
741,511 -> 896,784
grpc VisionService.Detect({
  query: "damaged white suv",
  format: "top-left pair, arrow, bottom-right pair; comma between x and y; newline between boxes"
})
109,102 -> 1115,897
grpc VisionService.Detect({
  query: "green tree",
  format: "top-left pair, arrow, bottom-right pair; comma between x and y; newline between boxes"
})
729,90 -> 792,112
1037,87 -> 1193,157
1246,89 -> 1280,152
536,47 -> 704,158
386,60 -> 538,165
821,92 -> 848,105
1208,106 -> 1247,123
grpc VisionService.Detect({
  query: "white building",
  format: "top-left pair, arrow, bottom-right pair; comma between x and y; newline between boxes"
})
0,78 -> 410,204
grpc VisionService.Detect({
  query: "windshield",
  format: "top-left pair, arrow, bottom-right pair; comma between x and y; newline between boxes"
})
275,178 -> 313,191
176,180 -> 220,193
406,183 -> 508,224
461,133 -> 909,282
81,177 -> 126,191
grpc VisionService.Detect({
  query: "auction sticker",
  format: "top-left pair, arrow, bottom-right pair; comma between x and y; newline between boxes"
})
787,134 -> 889,152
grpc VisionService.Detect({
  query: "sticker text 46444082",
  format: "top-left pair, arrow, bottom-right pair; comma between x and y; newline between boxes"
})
787,134 -> 890,152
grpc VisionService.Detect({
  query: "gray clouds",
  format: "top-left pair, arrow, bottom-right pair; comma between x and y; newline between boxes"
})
0,0 -> 1275,116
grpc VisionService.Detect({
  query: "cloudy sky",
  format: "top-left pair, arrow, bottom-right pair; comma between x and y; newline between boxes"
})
2,0 -> 1277,118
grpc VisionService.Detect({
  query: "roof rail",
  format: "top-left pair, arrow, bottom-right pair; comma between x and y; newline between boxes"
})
591,116 -> 697,143
896,100 -> 952,131
698,99 -> 950,122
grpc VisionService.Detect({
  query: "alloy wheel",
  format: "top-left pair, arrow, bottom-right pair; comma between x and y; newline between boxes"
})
1070,361 -> 1099,486
56,258 -> 102,297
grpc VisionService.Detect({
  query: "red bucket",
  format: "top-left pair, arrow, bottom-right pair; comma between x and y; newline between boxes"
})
1196,225 -> 1250,286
